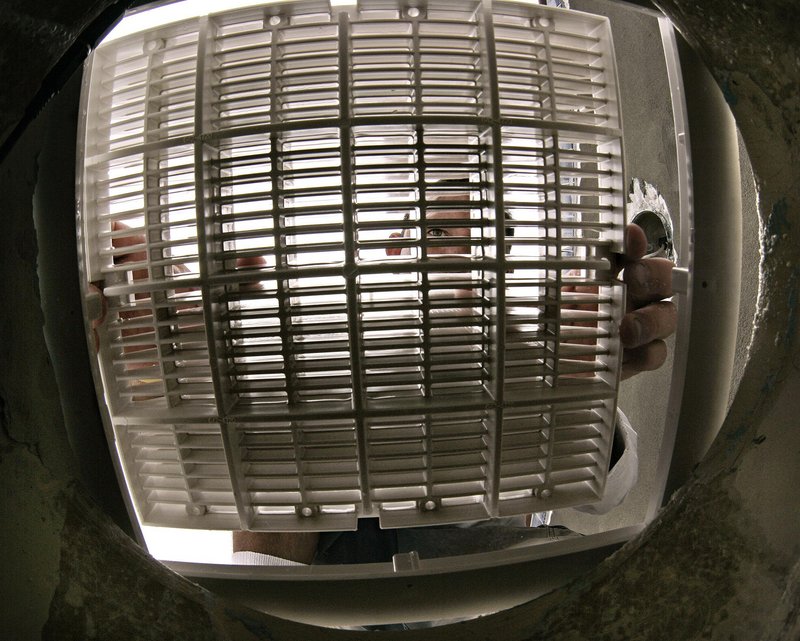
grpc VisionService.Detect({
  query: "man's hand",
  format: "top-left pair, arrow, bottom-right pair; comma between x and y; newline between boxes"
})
616,223 -> 677,380
90,222 -> 266,351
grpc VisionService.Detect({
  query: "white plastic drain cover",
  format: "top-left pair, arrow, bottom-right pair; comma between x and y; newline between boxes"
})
78,0 -> 626,532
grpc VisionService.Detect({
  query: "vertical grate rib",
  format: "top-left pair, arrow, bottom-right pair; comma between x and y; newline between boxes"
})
479,0 -> 508,518
337,10 -> 373,515
193,17 -> 252,528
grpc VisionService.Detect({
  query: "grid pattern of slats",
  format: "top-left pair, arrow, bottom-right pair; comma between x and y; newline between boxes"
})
79,0 -> 625,531
117,422 -> 236,527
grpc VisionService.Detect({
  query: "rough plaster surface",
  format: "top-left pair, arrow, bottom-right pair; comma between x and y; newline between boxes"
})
0,1 -> 121,158
42,488 -> 220,641
0,0 -> 798,639
729,130 -> 760,407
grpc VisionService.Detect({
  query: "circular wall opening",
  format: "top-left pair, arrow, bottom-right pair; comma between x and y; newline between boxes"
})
3,0 -> 794,638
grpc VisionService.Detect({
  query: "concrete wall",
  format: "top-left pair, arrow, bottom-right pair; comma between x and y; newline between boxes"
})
1,1 -> 799,639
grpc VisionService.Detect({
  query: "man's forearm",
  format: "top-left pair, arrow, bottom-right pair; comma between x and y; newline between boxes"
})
232,530 -> 320,564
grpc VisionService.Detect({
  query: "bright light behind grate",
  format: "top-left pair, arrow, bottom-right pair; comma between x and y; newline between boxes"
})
78,0 -> 626,535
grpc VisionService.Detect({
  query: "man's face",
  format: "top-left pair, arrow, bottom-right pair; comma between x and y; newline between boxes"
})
386,209 -> 471,257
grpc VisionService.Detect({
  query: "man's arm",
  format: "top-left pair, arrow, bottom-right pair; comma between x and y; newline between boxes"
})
232,531 -> 320,565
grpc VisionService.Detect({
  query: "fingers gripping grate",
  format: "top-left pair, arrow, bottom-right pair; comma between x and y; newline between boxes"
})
78,0 -> 626,532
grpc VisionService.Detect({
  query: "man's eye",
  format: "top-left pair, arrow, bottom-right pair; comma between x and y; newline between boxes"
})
427,228 -> 447,237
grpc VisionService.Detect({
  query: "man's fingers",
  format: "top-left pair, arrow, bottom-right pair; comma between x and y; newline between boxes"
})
619,301 -> 677,349
623,257 -> 674,306
236,255 -> 267,269
236,255 -> 266,292
621,340 -> 668,380
111,220 -> 147,266
622,223 -> 648,264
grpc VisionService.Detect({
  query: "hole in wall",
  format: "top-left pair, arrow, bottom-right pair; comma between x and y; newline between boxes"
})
31,0 -> 760,624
